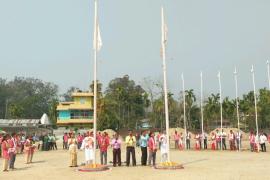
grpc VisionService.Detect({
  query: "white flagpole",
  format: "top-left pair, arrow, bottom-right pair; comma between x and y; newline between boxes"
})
200,71 -> 204,149
267,60 -> 270,90
161,7 -> 170,162
218,71 -> 223,151
251,65 -> 259,152
234,67 -> 241,151
93,0 -> 98,164
181,73 -> 187,150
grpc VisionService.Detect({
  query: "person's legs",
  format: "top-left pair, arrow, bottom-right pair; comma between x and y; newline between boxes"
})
153,152 -> 156,166
100,151 -> 104,165
104,151 -> 107,165
118,149 -> 121,166
148,151 -> 152,165
113,149 -> 117,166
3,159 -> 8,171
126,147 -> 130,166
131,147 -> 136,166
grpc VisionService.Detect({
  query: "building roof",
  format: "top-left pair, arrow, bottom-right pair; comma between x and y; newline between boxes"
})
71,92 -> 94,97
0,119 -> 41,127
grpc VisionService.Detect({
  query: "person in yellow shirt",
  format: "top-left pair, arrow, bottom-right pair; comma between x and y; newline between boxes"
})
125,130 -> 136,166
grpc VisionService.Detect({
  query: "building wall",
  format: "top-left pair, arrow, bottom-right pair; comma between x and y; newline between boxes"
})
73,96 -> 93,108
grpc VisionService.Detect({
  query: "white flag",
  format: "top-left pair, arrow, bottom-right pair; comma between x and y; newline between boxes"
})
161,7 -> 168,57
93,23 -> 102,51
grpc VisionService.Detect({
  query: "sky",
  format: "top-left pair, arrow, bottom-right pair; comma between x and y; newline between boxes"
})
0,0 -> 270,99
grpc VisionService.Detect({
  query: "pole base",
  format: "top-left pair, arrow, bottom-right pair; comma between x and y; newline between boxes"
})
154,162 -> 184,170
78,164 -> 110,172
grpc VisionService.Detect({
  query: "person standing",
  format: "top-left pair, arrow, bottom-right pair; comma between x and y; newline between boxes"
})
215,130 -> 221,150
68,133 -> 77,167
195,133 -> 201,150
249,131 -> 256,152
1,134 -> 10,172
221,129 -> 227,150
159,131 -> 168,163
140,131 -> 148,166
173,131 -> 180,149
52,134 -> 57,150
186,131 -> 191,150
8,133 -> 17,170
211,132 -> 216,150
24,136 -> 35,164
111,133 -> 121,167
259,132 -> 267,152
63,133 -> 68,150
125,130 -> 136,166
99,132 -> 110,165
229,130 -> 236,151
81,132 -> 95,165
148,132 -> 157,166
202,131 -> 208,149
178,132 -> 184,150
77,133 -> 83,150
236,131 -> 242,151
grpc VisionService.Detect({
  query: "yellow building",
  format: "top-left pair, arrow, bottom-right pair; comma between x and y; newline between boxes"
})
56,91 -> 94,127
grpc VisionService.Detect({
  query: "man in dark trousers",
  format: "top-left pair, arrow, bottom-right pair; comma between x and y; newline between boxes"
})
140,130 -> 149,166
125,130 -> 136,166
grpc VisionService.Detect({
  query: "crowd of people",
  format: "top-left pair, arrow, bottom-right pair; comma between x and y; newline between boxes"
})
172,129 -> 270,153
64,129 -> 270,168
1,129 -> 270,172
0,132 -> 58,172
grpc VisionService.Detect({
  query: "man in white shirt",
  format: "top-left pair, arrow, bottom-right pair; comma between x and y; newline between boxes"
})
259,132 -> 267,152
221,129 -> 227,150
236,131 -> 242,151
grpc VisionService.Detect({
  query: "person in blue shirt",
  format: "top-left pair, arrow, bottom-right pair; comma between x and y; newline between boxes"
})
140,130 -> 149,166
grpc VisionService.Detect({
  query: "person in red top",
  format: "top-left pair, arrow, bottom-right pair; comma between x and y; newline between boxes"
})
1,134 -> 10,172
148,132 -> 157,166
63,133 -> 68,150
99,132 -> 110,165
8,133 -> 18,169
76,133 -> 83,149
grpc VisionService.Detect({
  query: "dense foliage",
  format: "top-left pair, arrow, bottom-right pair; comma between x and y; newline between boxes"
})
1,76 -> 270,131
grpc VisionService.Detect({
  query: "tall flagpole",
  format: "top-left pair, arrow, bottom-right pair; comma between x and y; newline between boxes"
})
218,71 -> 223,151
181,73 -> 187,149
267,60 -> 270,90
200,71 -> 204,149
234,67 -> 241,151
93,0 -> 98,164
251,65 -> 259,152
161,7 -> 170,162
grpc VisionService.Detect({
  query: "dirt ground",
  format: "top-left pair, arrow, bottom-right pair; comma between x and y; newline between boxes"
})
0,141 -> 270,180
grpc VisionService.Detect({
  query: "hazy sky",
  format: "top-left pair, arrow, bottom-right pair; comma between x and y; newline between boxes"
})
1,0 -> 270,98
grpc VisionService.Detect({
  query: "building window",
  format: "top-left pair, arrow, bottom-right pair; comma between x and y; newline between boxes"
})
70,110 -> 93,119
80,98 -> 86,104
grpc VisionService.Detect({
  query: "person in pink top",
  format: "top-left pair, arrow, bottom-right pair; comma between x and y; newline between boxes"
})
1,134 -> 10,172
8,133 -> 18,169
249,131 -> 256,152
111,133 -> 122,167
99,132 -> 110,165
148,132 -> 157,166
173,130 -> 180,149
76,133 -> 83,149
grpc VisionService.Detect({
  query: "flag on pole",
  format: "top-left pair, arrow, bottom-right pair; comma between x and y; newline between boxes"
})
93,23 -> 102,51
